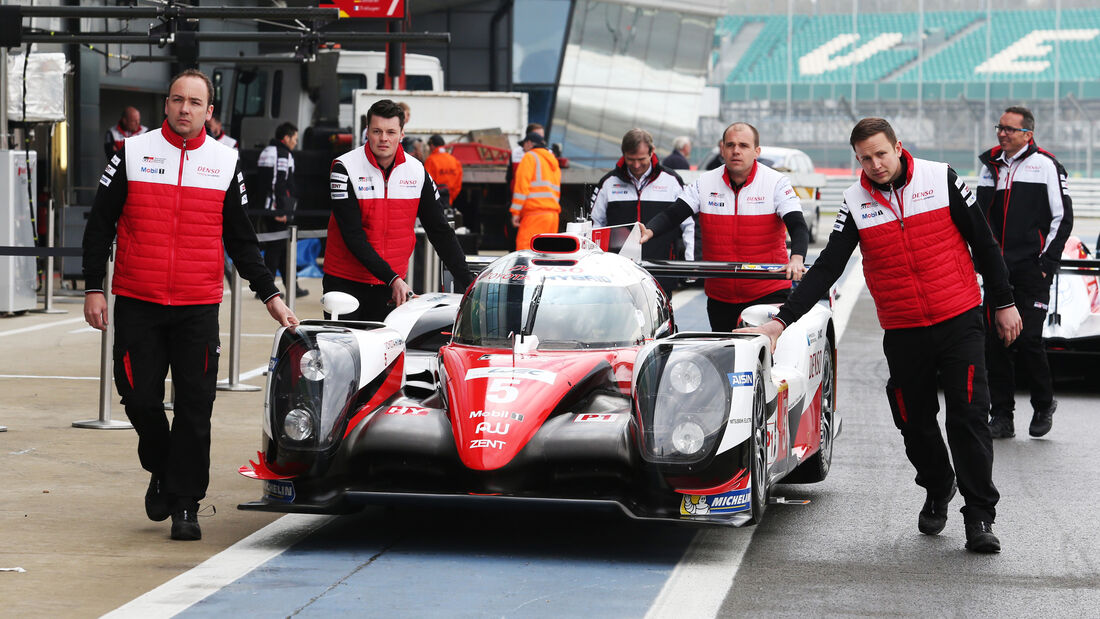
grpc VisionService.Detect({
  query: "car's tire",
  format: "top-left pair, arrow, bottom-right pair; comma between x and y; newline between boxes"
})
807,205 -> 819,244
786,337 -> 836,483
747,367 -> 769,525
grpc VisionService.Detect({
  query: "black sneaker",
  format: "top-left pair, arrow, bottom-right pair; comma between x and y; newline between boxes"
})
170,507 -> 202,541
918,481 -> 957,535
964,520 -> 1001,553
988,416 -> 1015,439
145,475 -> 171,522
1029,400 -> 1056,437
295,287 -> 310,298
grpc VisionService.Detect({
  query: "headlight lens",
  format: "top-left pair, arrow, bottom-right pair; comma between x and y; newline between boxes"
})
668,360 -> 703,394
633,344 -> 735,464
671,419 -> 706,455
299,349 -> 326,381
284,408 -> 314,441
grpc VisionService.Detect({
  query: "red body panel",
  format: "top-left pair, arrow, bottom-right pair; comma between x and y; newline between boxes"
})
440,344 -> 637,470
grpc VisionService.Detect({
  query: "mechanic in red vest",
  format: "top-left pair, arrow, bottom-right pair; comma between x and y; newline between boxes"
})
740,118 -> 1022,554
324,98 -> 474,321
104,106 -> 148,157
640,122 -> 809,331
82,69 -> 298,541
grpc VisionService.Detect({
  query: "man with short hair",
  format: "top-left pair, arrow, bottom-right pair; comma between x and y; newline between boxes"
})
257,122 -> 306,297
104,106 -> 148,157
324,99 -> 474,321
83,69 -> 298,541
511,131 -> 562,250
206,117 -> 237,149
978,106 -> 1073,439
641,122 -> 809,331
590,128 -> 692,292
424,134 -> 463,206
739,117 -> 1022,553
662,136 -> 691,170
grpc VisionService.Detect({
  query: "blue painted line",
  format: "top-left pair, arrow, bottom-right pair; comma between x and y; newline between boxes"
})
180,506 -> 696,618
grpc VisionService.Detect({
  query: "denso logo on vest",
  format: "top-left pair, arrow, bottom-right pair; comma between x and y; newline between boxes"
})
745,195 -> 766,204
196,165 -> 221,176
911,189 -> 935,201
398,179 -> 418,186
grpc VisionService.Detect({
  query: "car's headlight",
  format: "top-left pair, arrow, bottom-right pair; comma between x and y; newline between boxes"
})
671,418 -> 706,455
634,344 -> 734,465
668,359 -> 703,394
269,328 -> 361,451
284,408 -> 314,440
299,349 -> 326,381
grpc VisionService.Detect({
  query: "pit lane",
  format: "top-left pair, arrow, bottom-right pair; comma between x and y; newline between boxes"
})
4,228 -> 1100,617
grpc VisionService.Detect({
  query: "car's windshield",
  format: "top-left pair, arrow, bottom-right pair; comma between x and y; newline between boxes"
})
453,258 -> 661,349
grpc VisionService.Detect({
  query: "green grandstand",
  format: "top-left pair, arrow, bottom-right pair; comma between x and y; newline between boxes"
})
717,9 -> 1100,102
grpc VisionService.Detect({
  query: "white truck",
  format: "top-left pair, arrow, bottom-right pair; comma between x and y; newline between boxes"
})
351,88 -> 528,150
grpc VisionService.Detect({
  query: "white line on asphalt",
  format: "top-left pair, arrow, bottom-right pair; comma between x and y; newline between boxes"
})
646,528 -> 754,619
102,514 -> 335,619
832,248 -> 865,342
0,316 -> 86,338
0,374 -> 98,381
645,252 -> 866,619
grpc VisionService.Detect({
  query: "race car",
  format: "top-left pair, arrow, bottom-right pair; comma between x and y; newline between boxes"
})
1044,235 -> 1100,381
239,229 -> 839,526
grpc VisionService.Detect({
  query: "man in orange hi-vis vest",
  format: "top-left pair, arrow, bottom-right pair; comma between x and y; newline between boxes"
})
510,131 -> 561,250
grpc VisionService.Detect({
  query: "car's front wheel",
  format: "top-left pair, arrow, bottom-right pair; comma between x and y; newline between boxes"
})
747,366 -> 769,525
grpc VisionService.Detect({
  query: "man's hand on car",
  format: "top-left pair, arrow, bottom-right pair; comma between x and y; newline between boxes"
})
733,319 -> 785,353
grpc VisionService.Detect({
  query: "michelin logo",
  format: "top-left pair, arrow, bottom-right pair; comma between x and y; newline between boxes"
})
680,488 -> 751,515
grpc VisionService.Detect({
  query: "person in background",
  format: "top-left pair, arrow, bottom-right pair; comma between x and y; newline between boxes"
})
738,117 -> 1021,554
590,128 -> 692,293
324,99 -> 473,321
640,122 -> 808,331
977,106 -> 1073,440
256,122 -> 307,298
104,106 -> 148,157
424,134 -> 463,207
206,116 -> 237,149
510,131 -> 561,250
83,69 -> 297,542
662,136 -> 692,170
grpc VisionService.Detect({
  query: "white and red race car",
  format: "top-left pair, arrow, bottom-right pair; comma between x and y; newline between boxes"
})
1045,235 -> 1100,380
239,227 -> 839,526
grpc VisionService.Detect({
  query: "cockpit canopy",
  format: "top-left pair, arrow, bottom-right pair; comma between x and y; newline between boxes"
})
452,252 -> 671,350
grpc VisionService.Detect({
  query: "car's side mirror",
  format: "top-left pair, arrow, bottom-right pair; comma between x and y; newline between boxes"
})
321,291 -> 360,320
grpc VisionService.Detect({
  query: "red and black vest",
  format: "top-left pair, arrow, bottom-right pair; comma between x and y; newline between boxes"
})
324,145 -> 423,285
695,162 -> 802,303
843,152 -> 982,329
113,122 -> 239,305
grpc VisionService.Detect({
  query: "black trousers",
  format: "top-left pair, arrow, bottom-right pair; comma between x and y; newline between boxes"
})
986,260 -> 1054,419
706,289 -> 790,332
322,273 -> 393,322
262,220 -> 290,289
883,307 -> 998,523
113,296 -> 220,510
